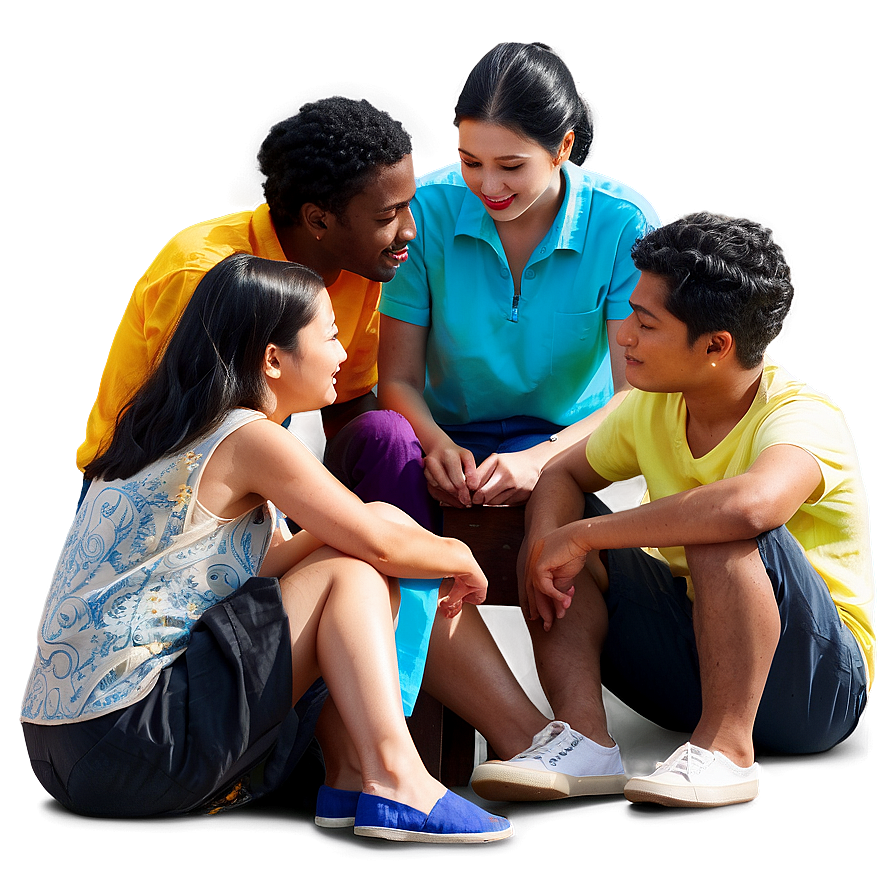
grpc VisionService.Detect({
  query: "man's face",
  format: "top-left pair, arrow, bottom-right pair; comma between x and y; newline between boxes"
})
616,271 -> 708,393
322,154 -> 417,282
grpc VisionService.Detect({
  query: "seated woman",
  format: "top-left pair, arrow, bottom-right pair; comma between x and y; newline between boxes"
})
328,42 -> 658,528
20,254 -> 511,843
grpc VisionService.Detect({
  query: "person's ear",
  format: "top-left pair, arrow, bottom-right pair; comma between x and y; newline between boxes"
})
300,202 -> 329,241
263,344 -> 282,379
555,130 -> 576,166
706,331 -> 735,364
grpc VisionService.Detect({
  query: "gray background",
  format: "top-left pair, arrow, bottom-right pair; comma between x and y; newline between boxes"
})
0,0 -> 894,893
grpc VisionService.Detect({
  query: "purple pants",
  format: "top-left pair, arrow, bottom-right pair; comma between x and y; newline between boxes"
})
323,410 -> 558,534
323,410 -> 439,531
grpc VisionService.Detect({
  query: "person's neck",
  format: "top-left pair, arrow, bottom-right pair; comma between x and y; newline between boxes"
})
275,222 -> 343,287
683,364 -> 764,458
495,167 -> 566,244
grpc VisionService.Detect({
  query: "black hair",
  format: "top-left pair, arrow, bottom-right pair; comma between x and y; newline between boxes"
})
258,96 -> 413,224
454,42 -> 593,166
85,254 -> 324,482
631,212 -> 794,369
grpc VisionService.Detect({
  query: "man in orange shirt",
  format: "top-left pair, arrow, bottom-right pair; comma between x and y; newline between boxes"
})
78,96 -> 417,476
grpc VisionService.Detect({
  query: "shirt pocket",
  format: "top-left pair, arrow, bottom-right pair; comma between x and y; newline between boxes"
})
550,308 -> 604,377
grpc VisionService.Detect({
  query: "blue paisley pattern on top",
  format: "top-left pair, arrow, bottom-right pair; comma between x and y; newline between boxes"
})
22,410 -> 274,724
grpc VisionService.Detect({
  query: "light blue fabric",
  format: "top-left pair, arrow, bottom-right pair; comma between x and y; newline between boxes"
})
380,162 -> 659,427
394,578 -> 441,715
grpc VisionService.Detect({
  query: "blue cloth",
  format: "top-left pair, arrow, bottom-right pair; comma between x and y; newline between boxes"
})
380,162 -> 658,427
589,497 -> 868,754
394,578 -> 441,715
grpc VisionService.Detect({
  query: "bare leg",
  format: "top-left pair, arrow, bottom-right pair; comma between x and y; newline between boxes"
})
686,539 -> 780,766
313,578 -> 401,791
339,499 -> 550,757
314,698 -> 362,790
280,545 -> 444,813
422,605 -> 550,758
526,556 -> 617,748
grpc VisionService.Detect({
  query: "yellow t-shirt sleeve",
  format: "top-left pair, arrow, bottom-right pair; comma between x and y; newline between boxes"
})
584,391 -> 643,482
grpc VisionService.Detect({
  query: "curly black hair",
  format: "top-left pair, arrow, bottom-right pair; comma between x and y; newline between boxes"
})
258,97 -> 412,224
631,212 -> 794,368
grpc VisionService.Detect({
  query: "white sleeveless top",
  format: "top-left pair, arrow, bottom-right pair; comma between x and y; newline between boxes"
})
22,410 -> 275,724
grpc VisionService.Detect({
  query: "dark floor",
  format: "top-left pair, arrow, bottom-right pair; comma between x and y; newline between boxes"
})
0,692 -> 894,896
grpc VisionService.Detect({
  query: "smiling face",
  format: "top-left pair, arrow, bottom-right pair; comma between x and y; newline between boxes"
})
616,272 -> 712,393
267,288 -> 347,417
320,154 -> 417,282
457,119 -> 572,223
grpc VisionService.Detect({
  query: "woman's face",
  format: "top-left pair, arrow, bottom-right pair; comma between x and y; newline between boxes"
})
271,288 -> 347,416
457,119 -> 572,224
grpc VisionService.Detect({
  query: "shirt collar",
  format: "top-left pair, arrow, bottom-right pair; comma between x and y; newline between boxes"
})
454,164 -> 590,255
248,204 -> 289,262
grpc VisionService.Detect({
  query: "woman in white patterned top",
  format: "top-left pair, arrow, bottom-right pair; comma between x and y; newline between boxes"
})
21,253 -> 512,843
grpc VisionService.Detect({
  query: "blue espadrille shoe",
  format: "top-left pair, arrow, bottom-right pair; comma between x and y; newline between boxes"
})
314,785 -> 361,828
353,789 -> 513,843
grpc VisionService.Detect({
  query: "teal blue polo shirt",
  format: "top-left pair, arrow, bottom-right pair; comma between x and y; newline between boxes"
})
380,162 -> 659,427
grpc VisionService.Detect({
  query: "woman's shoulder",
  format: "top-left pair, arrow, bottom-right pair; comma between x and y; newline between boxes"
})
416,162 -> 466,191
194,409 -> 272,454
568,164 -> 659,226
413,164 -> 469,214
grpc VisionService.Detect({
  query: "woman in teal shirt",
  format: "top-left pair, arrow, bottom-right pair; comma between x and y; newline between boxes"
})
376,42 -> 658,513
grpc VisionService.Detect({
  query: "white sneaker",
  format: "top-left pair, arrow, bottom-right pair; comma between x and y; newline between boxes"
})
470,721 -> 627,802
624,742 -> 759,808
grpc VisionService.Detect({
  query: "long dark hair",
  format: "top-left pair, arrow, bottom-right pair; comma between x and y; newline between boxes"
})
85,254 -> 324,482
454,42 -> 593,166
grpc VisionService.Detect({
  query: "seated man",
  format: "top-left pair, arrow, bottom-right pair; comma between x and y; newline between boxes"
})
78,96 -> 417,479
470,212 -> 873,808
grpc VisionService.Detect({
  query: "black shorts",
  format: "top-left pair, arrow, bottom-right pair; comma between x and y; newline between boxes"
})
22,577 -> 327,817
586,499 -> 868,755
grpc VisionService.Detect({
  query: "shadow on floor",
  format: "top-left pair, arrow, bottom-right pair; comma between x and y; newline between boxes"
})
0,693 -> 896,896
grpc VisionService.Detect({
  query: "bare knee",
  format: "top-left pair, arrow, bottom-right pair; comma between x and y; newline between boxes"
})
685,539 -> 760,574
365,500 -> 415,527
285,544 -> 390,594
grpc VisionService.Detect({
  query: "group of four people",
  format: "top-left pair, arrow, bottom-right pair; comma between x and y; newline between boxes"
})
21,42 -> 873,843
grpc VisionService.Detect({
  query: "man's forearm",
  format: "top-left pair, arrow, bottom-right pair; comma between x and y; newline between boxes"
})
525,463 -> 589,543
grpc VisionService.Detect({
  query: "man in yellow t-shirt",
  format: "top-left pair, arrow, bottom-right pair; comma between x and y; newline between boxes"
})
469,213 -> 873,810
77,97 -> 417,475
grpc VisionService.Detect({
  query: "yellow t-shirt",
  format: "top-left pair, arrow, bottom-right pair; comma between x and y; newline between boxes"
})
76,205 -> 380,471
585,361 -> 875,683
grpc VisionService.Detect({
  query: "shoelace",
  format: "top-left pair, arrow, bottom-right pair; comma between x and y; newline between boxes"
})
655,743 -> 712,779
516,722 -> 568,760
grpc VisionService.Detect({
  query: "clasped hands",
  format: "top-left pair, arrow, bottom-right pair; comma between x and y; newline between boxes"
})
423,441 -> 543,508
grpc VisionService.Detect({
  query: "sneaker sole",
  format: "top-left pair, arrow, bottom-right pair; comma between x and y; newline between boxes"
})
623,777 -> 758,808
314,814 -> 355,828
471,764 -> 628,802
353,824 -> 513,843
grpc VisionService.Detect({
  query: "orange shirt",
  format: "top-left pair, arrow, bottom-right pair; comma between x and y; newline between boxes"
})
76,205 -> 380,471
